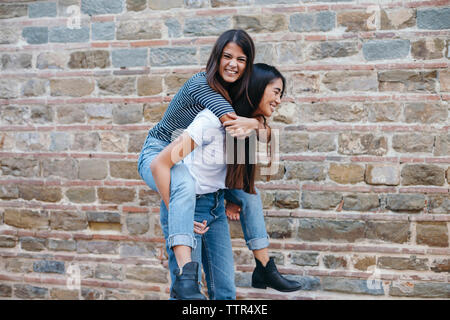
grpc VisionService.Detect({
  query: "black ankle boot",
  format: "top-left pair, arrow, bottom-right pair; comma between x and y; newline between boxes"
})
171,261 -> 207,300
252,257 -> 302,292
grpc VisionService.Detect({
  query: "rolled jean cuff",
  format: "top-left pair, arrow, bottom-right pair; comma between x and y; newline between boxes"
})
168,233 -> 197,250
246,236 -> 270,251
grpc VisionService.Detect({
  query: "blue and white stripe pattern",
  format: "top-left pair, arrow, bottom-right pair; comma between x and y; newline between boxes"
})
147,72 -> 235,142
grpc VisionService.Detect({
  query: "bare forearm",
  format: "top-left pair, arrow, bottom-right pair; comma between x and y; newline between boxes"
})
150,161 -> 171,209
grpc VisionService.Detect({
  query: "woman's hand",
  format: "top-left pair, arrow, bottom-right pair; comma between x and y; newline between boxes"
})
222,113 -> 260,138
226,201 -> 241,221
194,220 -> 209,235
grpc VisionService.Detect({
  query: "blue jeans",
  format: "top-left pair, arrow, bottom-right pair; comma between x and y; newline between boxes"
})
138,135 -> 270,252
161,190 -> 236,300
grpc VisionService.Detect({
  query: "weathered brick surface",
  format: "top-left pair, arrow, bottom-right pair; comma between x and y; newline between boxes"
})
0,0 -> 448,301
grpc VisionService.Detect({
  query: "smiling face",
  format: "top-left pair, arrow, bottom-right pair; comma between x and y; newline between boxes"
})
252,78 -> 283,118
218,42 -> 247,84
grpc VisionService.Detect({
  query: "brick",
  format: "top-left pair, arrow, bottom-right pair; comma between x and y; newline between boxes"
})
112,49 -> 148,68
322,277 -> 384,295
297,218 -> 365,242
362,40 -> 410,61
417,8 -> 450,30
50,211 -> 88,231
365,164 -> 400,186
392,134 -> 434,153
150,47 -> 197,67
402,164 -> 446,186
416,222 -> 448,247
329,164 -> 365,184
4,209 -> 49,230
116,20 -> 161,40
81,0 -> 124,15
301,191 -> 342,210
386,194 -> 425,212
377,256 -> 428,271
68,50 -> 110,69
289,11 -> 335,32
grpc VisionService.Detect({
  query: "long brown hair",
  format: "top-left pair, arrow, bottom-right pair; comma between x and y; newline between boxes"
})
205,29 -> 255,105
225,64 -> 286,194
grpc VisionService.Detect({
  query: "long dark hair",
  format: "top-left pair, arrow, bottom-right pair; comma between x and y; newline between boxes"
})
206,29 -> 255,105
225,63 -> 285,194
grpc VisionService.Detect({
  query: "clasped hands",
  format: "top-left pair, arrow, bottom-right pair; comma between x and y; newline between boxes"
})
193,201 -> 241,235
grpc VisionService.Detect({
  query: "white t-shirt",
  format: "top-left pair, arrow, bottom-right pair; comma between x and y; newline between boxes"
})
183,109 -> 227,194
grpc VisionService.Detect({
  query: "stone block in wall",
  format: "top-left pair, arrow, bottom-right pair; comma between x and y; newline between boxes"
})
323,71 -> 378,92
69,50 -> 110,69
274,190 -> 300,209
378,70 -> 438,93
290,252 -> 319,267
297,218 -> 365,242
300,103 -> 367,122
78,159 -> 108,180
292,74 -> 320,94
128,132 -> 147,153
22,80 -> 47,97
85,104 -> 113,123
380,8 -> 416,30
401,164 -> 446,186
323,255 -> 347,269
148,0 -> 183,10
434,133 -> 449,156
289,11 -> 335,32
389,282 -> 450,298
0,186 -> 19,200
150,47 -> 196,66
92,22 -> 115,40
50,132 -> 71,151
0,79 -> 20,98
1,53 -> 32,70
56,105 -> 85,124
404,102 -> 448,124
50,78 -> 95,97
137,76 -> 163,96
50,211 -> 88,231
285,162 -> 326,181
37,52 -> 68,70
377,256 -> 428,271
365,221 -> 410,244
119,242 -> 159,258
113,104 -> 143,124
33,260 -> 65,274
365,164 -> 400,186
343,194 -> 379,211
19,185 -> 63,203
0,4 -> 27,19
72,132 -> 101,151
77,240 -> 119,254
29,2 -> 57,18
352,255 -> 376,271
0,158 -> 40,178
307,41 -> 359,60
366,102 -> 402,122
20,237 -> 48,251
49,26 -> 90,43
417,7 -> 450,30
184,17 -> 231,36
126,213 -> 149,235
127,0 -> 146,12
50,289 -> 80,300
322,277 -> 384,296
42,158 -> 78,180
0,285 -> 12,298
440,70 -> 450,91
81,0 -> 124,15
338,133 -> 387,156
47,239 -> 77,252
329,163 -> 365,184
110,161 -> 141,180
386,194 -> 425,212
430,258 -> 450,273
279,131 -> 308,153
125,266 -> 168,283
337,10 -> 374,32
14,284 -> 48,300
98,187 -> 136,204
4,209 -> 49,230
308,133 -> 336,152
411,39 -> 445,60
427,194 -> 450,214
212,0 -> 251,7
416,222 -> 448,247
0,236 -> 17,248
362,39 -> 410,61
301,191 -> 342,210
0,27 -> 20,44
116,20 -> 161,40
275,42 -> 304,65
264,217 -> 296,239
112,48 -> 148,68
232,15 -> 287,33
392,133 -> 434,154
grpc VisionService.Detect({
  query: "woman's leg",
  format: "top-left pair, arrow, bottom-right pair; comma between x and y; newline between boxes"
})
138,140 -> 197,268
196,191 -> 235,300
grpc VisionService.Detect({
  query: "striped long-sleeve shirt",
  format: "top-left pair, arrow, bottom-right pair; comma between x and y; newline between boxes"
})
147,72 -> 235,142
